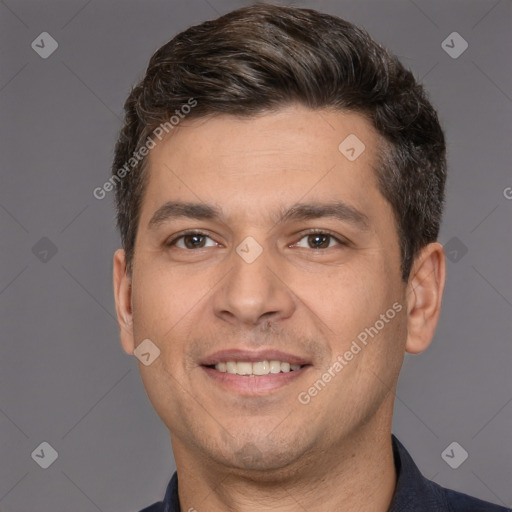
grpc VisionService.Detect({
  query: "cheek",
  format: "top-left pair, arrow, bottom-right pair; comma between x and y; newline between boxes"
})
131,268 -> 199,428
289,264 -> 386,333
308,267 -> 403,369
132,264 -> 202,331
130,269 -> 191,374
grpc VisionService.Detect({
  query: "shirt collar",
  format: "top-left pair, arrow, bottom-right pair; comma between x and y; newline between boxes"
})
389,434 -> 449,511
161,434 -> 449,512
162,471 -> 180,512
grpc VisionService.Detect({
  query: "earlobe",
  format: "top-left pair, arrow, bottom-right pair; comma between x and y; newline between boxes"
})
404,242 -> 446,355
113,249 -> 135,355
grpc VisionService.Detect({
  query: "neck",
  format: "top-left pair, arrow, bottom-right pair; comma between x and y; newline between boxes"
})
172,416 -> 397,512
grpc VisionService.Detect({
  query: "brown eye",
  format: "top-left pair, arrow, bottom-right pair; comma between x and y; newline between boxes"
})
167,232 -> 217,249
182,234 -> 207,249
307,234 -> 331,249
294,232 -> 344,250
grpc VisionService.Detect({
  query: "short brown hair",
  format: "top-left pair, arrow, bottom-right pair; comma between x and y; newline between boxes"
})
112,3 -> 446,280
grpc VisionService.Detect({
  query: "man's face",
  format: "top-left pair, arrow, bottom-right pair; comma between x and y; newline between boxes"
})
118,105 -> 409,473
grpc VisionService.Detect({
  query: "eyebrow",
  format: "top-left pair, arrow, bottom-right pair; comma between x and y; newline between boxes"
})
275,202 -> 370,231
148,200 -> 370,231
148,202 -> 222,229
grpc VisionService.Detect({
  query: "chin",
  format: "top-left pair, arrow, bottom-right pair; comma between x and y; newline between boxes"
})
212,431 -> 312,475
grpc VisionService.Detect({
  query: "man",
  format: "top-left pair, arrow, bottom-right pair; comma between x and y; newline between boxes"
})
111,4 -> 509,511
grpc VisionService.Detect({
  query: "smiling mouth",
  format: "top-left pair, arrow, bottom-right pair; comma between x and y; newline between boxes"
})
204,360 -> 309,376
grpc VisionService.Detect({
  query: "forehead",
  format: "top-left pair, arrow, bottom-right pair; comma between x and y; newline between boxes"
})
150,106 -> 379,168
140,105 -> 388,227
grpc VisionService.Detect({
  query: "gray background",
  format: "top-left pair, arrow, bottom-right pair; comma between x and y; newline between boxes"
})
1,0 -> 511,510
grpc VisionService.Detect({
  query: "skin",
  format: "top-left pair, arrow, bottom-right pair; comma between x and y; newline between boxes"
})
113,105 -> 446,512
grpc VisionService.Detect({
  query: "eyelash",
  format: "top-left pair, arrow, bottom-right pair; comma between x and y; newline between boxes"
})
293,229 -> 349,249
165,229 -> 349,249
165,230 -> 217,249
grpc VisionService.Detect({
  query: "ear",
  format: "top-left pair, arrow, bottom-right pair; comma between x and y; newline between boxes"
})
113,249 -> 135,355
405,242 -> 446,355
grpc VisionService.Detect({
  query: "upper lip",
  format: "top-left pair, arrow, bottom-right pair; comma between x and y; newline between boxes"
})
200,349 -> 310,366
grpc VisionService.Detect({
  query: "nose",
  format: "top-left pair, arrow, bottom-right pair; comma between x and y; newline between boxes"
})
211,242 -> 296,328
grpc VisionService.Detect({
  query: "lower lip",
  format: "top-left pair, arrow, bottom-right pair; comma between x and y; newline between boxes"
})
201,365 -> 310,395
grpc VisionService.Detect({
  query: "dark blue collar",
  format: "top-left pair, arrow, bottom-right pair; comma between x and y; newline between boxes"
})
388,434 -> 448,511
142,434 -> 508,512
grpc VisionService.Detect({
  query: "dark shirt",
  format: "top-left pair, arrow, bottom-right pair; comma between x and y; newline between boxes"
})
139,435 -> 510,512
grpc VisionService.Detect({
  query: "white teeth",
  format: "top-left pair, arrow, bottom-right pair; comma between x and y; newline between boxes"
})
237,362 -> 253,375
269,360 -> 281,373
213,360 -> 304,375
252,361 -> 270,375
226,361 -> 237,374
